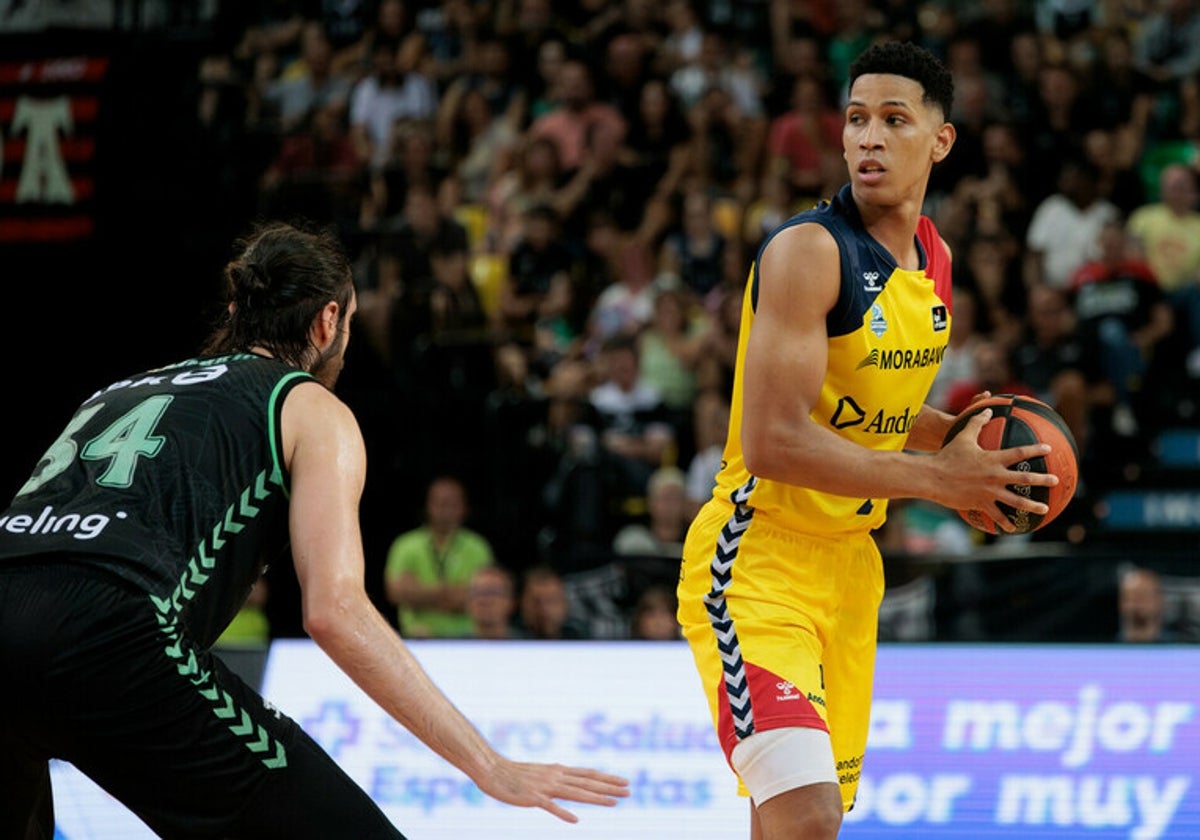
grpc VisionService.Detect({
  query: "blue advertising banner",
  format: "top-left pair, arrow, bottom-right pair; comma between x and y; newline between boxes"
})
49,642 -> 1199,839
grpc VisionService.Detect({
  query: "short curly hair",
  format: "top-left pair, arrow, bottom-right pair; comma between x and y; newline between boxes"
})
848,40 -> 954,121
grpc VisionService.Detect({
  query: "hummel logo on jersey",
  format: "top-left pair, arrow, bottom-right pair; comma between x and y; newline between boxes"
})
932,304 -> 948,332
863,271 -> 882,291
869,303 -> 887,337
776,681 -> 800,701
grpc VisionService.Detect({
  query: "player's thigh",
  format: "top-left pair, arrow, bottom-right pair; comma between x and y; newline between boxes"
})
821,536 -> 883,806
50,606 -> 399,838
231,722 -> 407,840
679,511 -> 837,750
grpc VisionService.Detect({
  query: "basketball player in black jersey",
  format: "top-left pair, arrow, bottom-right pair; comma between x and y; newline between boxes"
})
0,222 -> 628,838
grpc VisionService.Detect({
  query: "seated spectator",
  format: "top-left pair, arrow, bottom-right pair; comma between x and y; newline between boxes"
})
695,281 -> 744,397
583,226 -> 658,355
613,465 -> 690,559
1127,164 -> 1200,295
383,475 -> 496,638
360,120 -> 447,230
629,585 -> 682,641
1024,156 -> 1121,290
489,133 -> 573,253
1068,218 -> 1175,437
435,85 -> 521,206
348,33 -> 438,169
527,58 -> 626,174
1127,163 -> 1200,372
1010,283 -> 1101,457
1082,126 -> 1145,217
434,29 -> 526,131
258,99 -> 363,228
465,563 -> 519,640
684,390 -> 729,520
765,73 -> 843,201
428,238 -> 489,339
381,180 -> 470,295
659,186 -> 728,304
955,231 -> 1026,349
637,273 -> 710,427
621,76 -> 693,243
670,27 -> 766,199
534,358 -> 626,569
513,564 -> 588,639
657,0 -> 704,77
1117,566 -> 1175,643
589,335 -> 677,498
499,203 -> 575,348
261,20 -> 354,135
419,238 -> 497,441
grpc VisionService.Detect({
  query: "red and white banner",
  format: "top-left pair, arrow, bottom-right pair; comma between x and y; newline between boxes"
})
0,53 -> 108,243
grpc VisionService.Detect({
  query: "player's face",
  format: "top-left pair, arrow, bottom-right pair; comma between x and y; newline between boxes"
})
843,73 -> 954,206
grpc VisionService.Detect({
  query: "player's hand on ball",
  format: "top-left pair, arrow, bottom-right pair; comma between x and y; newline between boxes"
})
936,407 -> 1058,533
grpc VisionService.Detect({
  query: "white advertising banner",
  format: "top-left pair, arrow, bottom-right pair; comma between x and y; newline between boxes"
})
50,641 -> 1200,839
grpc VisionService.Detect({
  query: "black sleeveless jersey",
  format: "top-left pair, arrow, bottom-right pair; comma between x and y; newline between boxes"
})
0,354 -> 313,648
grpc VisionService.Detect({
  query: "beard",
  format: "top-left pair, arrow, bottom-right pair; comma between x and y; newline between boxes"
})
310,327 -> 348,389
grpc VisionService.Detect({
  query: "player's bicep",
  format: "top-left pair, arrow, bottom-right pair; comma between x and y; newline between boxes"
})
282,383 -> 368,616
741,224 -> 840,469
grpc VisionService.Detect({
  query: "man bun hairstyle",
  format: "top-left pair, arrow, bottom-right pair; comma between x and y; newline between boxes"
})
203,220 -> 354,367
849,40 -> 954,121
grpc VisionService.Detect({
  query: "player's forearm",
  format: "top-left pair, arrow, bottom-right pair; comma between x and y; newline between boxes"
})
904,404 -> 957,452
744,419 -> 944,504
306,589 -> 499,783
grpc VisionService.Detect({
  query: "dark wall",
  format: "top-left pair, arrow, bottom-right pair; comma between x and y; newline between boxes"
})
4,30 -> 218,500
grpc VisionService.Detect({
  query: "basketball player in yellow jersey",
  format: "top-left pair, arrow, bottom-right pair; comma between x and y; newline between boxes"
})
677,41 -> 1061,840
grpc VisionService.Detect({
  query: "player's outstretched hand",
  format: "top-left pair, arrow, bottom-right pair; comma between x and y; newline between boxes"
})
477,759 -> 630,823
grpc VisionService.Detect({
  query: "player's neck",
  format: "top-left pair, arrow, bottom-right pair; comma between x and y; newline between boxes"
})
860,205 -> 923,270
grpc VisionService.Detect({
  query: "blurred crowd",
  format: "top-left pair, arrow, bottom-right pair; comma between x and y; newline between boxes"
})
190,0 -> 1200,640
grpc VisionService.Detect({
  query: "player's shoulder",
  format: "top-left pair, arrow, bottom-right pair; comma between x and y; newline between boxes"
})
282,378 -> 362,442
763,216 -> 840,252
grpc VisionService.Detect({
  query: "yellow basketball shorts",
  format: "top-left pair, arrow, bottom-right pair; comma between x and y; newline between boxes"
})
676,498 -> 884,810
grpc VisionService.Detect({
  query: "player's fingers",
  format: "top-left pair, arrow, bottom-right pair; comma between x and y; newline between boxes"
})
540,798 -> 581,824
988,508 -> 1018,533
565,767 -> 631,798
552,772 -> 628,807
999,489 -> 1050,515
998,443 -> 1057,482
960,407 -> 993,441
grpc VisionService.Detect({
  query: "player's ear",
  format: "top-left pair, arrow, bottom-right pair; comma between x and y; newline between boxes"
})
932,121 -> 956,163
311,300 -> 341,349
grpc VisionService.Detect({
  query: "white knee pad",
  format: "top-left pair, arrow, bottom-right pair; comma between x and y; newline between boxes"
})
731,727 -> 838,805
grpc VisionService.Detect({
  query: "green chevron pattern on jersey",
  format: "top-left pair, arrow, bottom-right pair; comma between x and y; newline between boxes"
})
149,464 -> 288,770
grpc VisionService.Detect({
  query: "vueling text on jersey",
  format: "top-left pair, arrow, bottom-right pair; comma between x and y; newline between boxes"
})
0,505 -> 115,540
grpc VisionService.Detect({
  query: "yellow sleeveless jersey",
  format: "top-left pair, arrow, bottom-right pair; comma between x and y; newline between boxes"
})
712,184 -> 953,536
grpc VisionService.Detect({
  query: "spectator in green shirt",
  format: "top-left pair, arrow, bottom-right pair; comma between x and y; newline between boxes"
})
383,475 -> 495,637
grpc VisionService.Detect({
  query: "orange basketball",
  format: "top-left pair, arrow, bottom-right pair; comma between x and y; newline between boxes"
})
941,394 -> 1079,535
